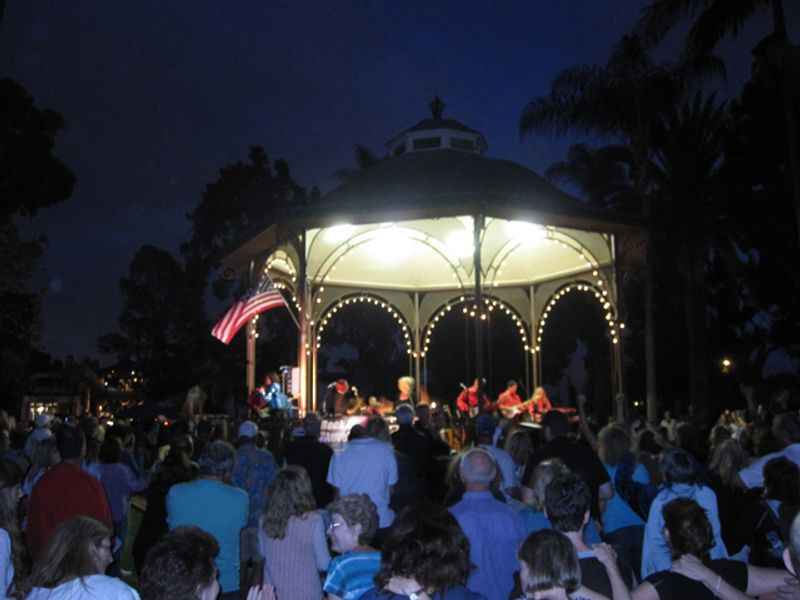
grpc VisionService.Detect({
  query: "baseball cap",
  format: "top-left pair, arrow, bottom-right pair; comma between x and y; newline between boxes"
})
238,420 -> 258,438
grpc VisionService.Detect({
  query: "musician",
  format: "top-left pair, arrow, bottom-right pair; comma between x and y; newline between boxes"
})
248,372 -> 290,417
323,379 -> 350,416
497,380 -> 533,420
532,386 -> 553,417
397,376 -> 416,406
456,378 -> 496,417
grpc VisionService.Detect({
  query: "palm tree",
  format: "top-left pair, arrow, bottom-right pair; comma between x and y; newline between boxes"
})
545,143 -> 636,210
637,0 -> 800,247
520,35 -> 725,420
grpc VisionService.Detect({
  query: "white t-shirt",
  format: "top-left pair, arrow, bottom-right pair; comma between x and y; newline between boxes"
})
327,437 -> 398,528
25,575 -> 140,600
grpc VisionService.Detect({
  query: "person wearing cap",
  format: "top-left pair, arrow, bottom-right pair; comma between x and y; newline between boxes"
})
232,421 -> 278,528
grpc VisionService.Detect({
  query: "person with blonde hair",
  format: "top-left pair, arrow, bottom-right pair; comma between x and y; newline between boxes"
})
258,466 -> 330,600
18,516 -> 138,599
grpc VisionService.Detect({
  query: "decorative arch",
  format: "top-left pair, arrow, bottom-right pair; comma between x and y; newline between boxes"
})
421,294 -> 531,358
535,276 -> 622,351
314,292 -> 414,355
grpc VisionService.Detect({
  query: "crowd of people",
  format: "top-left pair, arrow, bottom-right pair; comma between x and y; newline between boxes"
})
0,388 -> 797,599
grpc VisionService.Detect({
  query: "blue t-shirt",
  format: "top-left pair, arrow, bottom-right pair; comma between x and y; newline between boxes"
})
167,479 -> 248,593
602,462 -> 649,533
323,550 -> 381,600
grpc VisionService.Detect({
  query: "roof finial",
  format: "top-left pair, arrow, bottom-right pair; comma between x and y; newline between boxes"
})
429,96 -> 445,120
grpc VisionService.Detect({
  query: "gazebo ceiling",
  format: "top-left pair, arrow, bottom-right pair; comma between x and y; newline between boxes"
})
303,216 -> 612,292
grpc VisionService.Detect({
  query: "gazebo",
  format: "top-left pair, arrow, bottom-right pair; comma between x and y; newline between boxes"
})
223,100 -> 641,414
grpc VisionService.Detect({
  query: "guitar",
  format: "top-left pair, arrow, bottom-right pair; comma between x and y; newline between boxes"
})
501,399 -> 536,419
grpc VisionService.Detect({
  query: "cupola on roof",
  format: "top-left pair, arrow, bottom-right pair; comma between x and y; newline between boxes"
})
386,97 -> 488,156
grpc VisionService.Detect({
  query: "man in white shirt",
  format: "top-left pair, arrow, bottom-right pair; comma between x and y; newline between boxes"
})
327,416 -> 398,545
739,413 -> 800,488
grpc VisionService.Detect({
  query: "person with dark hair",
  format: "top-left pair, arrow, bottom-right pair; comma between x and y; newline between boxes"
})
285,413 -> 335,509
26,425 -> 112,559
258,466 -> 330,599
749,457 -> 800,567
19,516 -> 138,599
544,473 -> 634,597
323,494 -> 381,600
359,504 -> 481,599
327,416 -> 398,541
139,525 -> 276,600
132,436 -> 198,573
521,411 -> 613,522
95,436 -> 147,549
641,448 -> 727,579
391,403 -> 432,504
167,441 -> 248,599
632,498 -> 789,600
449,448 -> 525,600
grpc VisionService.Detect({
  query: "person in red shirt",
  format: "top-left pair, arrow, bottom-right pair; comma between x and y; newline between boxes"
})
532,387 -> 553,421
27,424 -> 113,559
456,378 -> 496,417
497,380 -> 533,420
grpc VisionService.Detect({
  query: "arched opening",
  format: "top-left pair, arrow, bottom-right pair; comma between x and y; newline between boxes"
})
315,294 -> 410,399
538,285 -> 614,421
423,296 -> 529,406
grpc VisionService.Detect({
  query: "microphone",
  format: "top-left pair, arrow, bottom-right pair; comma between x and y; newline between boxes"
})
459,383 -> 467,390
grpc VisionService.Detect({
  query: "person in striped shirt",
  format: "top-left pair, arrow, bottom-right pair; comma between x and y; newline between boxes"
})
323,494 -> 381,600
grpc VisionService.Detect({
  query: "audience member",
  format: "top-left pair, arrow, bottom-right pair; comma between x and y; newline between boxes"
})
359,504 -> 482,600
233,421 -> 277,528
0,461 -> 23,598
475,415 -> 518,497
739,413 -> 800,488
327,417 -> 398,542
284,414 -> 334,509
258,466 -> 330,599
323,494 -> 381,600
95,435 -> 147,546
17,516 -> 138,599
167,440 -> 248,599
449,447 -> 525,600
26,425 -> 112,559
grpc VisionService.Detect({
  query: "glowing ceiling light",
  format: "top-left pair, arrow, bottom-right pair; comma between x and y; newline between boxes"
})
370,227 -> 414,262
324,224 -> 356,243
445,230 -> 474,259
506,220 -> 546,245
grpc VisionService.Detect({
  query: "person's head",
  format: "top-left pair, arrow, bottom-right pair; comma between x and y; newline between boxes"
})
376,504 -> 471,593
139,526 -> 220,600
262,466 -> 316,539
763,456 -> 800,505
772,413 -> 800,448
30,437 -> 60,470
237,420 -> 258,444
475,415 -> 497,441
395,404 -> 414,426
397,376 -> 415,396
544,472 -> 591,534
415,404 -> 431,428
22,516 -> 113,595
505,429 -> 533,469
327,494 -> 378,552
365,416 -> 390,442
458,447 -> 497,490
507,380 -> 518,393
660,447 -> 700,486
518,529 -> 581,599
708,439 -> 749,488
264,371 -> 280,387
55,424 -> 86,461
597,425 -> 630,466
541,410 -> 569,441
303,413 -> 322,439
528,459 -> 569,512
99,436 -> 123,464
636,428 -> 663,455
197,440 -> 236,481
662,498 -> 713,560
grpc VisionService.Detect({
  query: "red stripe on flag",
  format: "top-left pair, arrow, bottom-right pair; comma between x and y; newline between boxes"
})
211,289 -> 287,345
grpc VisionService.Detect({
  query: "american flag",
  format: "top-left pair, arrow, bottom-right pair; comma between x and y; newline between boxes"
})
211,287 -> 287,345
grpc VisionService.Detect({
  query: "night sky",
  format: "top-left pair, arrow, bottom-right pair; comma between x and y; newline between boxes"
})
2,2 -> 796,362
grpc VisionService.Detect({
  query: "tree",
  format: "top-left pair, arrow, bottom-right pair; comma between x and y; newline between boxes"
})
0,78 -> 75,408
333,144 -> 381,183
637,0 -> 800,247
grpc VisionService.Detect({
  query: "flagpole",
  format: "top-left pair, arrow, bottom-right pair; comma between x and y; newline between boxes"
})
259,271 -> 301,331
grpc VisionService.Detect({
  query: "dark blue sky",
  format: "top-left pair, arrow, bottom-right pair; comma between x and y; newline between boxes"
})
1,1 -> 796,361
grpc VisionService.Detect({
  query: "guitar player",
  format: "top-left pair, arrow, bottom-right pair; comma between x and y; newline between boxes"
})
498,380 -> 534,420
